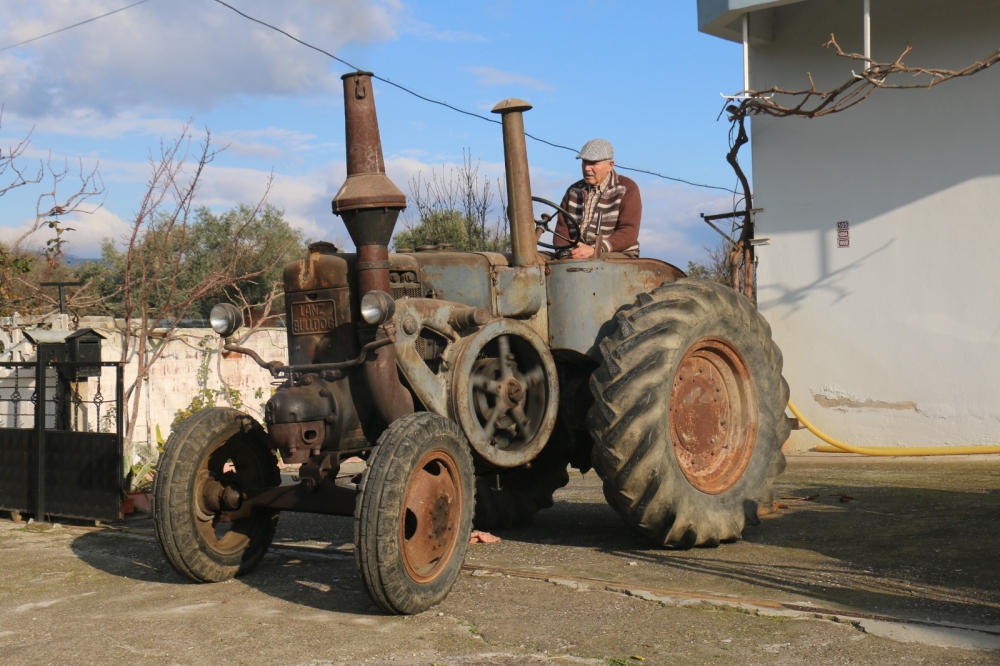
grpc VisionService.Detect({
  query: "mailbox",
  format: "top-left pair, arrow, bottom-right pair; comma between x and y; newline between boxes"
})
65,329 -> 105,379
25,328 -> 105,380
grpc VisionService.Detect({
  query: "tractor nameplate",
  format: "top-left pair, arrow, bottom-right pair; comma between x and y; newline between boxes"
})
292,300 -> 337,335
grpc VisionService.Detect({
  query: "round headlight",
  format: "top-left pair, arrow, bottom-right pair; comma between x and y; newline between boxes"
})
209,303 -> 243,337
360,290 -> 395,326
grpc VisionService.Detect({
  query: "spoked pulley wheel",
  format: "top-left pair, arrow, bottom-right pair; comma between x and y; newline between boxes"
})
451,321 -> 559,468
471,334 -> 546,448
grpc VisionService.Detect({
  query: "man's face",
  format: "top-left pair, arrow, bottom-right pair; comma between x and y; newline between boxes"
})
581,159 -> 614,186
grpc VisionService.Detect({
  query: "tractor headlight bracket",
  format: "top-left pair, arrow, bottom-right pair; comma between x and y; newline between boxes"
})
360,290 -> 396,326
210,303 -> 244,338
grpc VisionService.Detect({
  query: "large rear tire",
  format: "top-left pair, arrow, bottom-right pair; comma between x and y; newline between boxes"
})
588,279 -> 789,549
355,412 -> 475,615
153,408 -> 280,582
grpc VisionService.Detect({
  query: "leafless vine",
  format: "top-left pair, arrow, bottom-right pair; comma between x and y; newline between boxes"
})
716,35 -> 1000,300
731,35 -> 1000,120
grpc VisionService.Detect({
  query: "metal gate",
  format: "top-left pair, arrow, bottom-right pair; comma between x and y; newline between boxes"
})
0,359 -> 125,522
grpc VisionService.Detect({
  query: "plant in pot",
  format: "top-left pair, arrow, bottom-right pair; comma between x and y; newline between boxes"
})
124,458 -> 157,515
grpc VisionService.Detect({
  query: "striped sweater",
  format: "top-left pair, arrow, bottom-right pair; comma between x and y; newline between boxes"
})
554,170 -> 641,257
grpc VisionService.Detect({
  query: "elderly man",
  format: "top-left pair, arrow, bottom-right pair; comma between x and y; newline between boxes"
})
553,138 -> 641,259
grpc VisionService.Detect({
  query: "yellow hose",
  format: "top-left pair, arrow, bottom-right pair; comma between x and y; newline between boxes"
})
787,399 -> 1000,456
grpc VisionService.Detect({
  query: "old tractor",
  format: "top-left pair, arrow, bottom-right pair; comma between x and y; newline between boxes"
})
153,71 -> 789,615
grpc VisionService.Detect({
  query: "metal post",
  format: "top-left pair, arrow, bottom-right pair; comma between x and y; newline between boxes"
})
39,280 -> 83,314
116,363 -> 125,513
34,354 -> 46,522
743,13 -> 750,92
864,0 -> 871,70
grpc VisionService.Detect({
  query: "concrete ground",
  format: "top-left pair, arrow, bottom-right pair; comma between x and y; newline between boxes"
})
2,453 -> 1000,665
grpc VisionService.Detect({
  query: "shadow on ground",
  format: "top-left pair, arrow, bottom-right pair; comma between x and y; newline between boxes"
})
69,459 -> 1000,626
500,467 -> 1000,627
69,512 -> 381,616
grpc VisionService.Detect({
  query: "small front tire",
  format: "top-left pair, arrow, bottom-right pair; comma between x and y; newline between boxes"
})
153,408 -> 280,582
355,412 -> 475,615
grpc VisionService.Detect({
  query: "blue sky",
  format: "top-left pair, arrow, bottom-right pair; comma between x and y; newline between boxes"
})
0,0 -> 747,268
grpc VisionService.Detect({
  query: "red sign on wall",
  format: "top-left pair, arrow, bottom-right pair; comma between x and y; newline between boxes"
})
837,221 -> 850,248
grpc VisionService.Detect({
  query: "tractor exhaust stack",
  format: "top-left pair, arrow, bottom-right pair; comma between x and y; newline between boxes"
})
332,71 -> 413,424
492,98 -> 537,267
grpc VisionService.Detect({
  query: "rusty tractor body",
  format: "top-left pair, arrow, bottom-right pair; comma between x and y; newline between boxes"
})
153,72 -> 790,614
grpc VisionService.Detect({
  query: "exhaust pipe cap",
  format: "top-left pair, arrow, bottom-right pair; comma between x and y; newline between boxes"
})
491,98 -> 532,114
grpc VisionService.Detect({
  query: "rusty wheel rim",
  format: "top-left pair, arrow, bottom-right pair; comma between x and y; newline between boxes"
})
193,438 -> 260,554
400,448 -> 463,583
669,337 -> 757,495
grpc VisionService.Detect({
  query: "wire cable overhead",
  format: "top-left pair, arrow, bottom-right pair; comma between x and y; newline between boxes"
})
0,0 -> 153,53
210,0 -> 735,194
1,0 -> 735,193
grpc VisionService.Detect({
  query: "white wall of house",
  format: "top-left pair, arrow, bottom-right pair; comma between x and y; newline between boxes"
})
741,0 -> 1000,447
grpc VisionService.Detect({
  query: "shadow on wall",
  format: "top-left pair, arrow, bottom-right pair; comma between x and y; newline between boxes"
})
756,237 -> 896,316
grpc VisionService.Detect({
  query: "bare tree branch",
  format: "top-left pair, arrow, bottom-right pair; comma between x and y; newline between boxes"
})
0,109 -> 105,316
730,35 -> 1000,120
713,35 -> 1000,301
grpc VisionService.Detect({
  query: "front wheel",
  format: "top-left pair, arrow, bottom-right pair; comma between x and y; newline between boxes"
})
355,412 -> 475,614
588,279 -> 789,549
153,408 -> 280,582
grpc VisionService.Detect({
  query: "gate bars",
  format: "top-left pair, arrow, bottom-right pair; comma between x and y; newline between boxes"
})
0,360 -> 125,522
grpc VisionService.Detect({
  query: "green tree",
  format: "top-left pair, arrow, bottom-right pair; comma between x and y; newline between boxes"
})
392,210 -> 471,251
80,203 -> 305,319
392,150 -> 509,253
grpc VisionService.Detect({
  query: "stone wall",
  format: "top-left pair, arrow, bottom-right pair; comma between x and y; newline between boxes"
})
0,316 -> 288,458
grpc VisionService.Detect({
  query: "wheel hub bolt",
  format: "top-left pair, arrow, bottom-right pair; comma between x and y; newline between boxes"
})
221,486 -> 241,510
506,382 -> 523,403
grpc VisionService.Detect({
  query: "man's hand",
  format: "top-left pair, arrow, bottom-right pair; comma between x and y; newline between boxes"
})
569,244 -> 595,259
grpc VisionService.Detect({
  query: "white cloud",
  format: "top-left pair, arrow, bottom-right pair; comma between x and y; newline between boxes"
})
401,20 -> 486,43
0,206 -> 127,258
468,66 -> 556,92
195,162 -> 337,243
0,0 -> 401,117
637,181 -> 734,266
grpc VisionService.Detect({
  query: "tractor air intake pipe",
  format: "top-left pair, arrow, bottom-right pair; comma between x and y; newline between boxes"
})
332,71 -> 413,424
492,98 -> 537,267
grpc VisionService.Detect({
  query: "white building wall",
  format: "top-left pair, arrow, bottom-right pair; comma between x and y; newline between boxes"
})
750,0 -> 1000,447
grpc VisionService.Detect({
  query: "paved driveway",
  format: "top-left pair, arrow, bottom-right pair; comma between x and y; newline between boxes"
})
1,453 -> 999,665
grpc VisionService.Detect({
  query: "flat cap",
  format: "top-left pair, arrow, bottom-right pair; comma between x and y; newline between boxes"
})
576,138 -> 614,162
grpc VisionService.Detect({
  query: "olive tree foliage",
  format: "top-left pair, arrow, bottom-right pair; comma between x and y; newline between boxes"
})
392,151 -> 509,252
76,124 -> 303,455
0,107 -> 104,319
81,203 -> 305,320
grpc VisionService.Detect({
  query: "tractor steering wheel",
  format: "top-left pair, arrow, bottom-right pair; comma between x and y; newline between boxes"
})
532,196 -> 580,258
